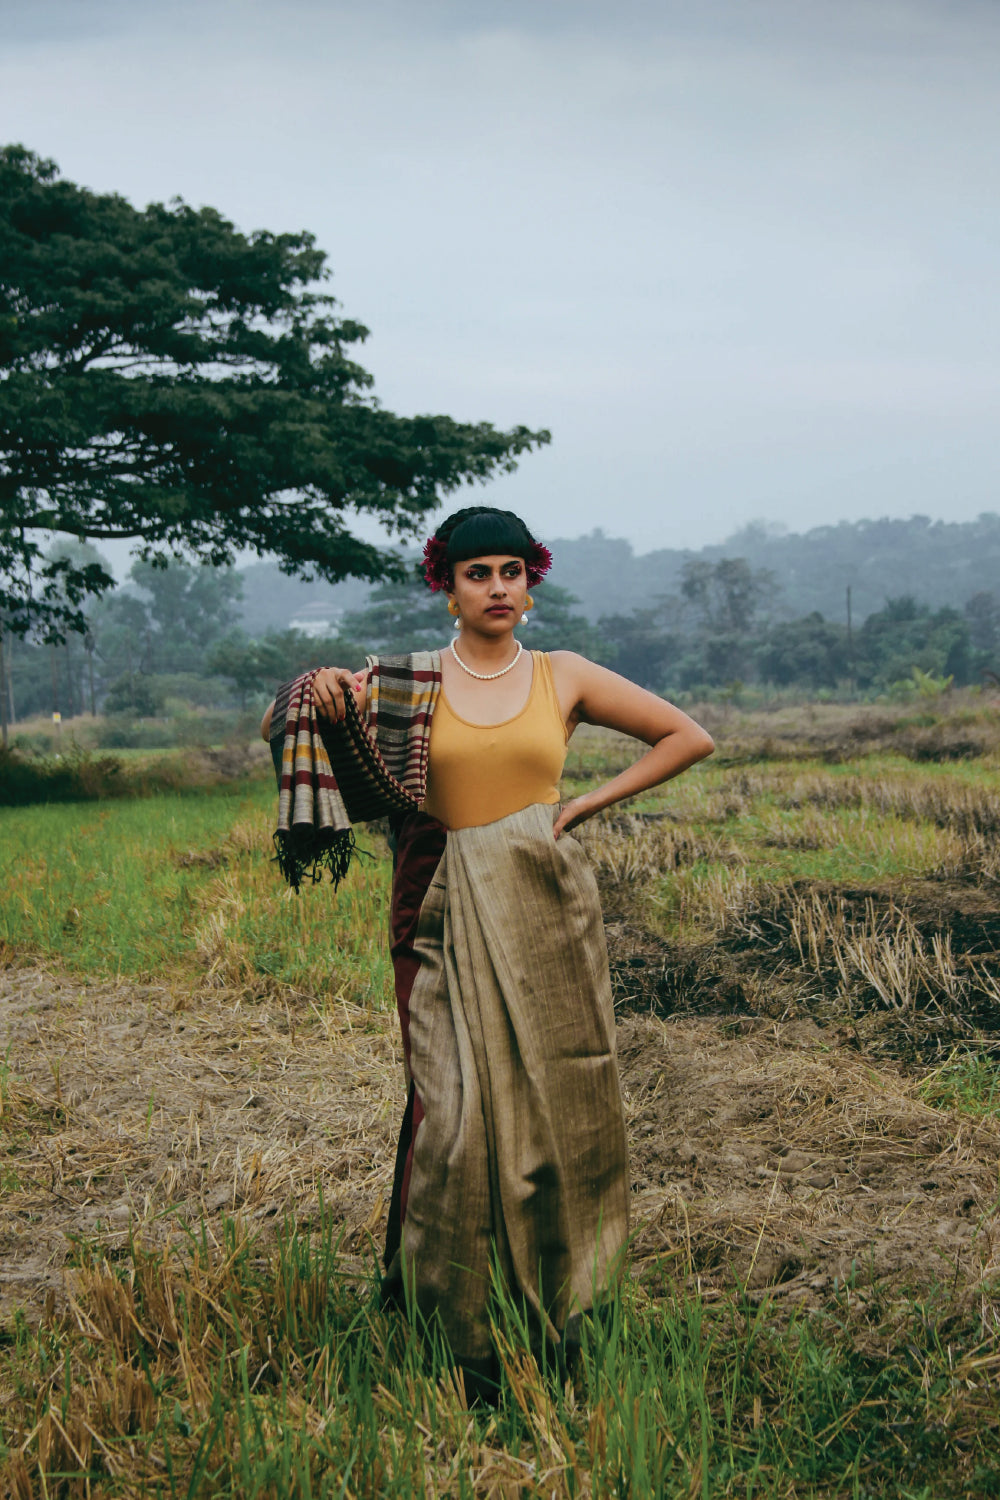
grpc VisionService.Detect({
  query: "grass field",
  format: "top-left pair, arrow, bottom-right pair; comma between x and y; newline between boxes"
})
2,697 -> 1000,1497
0,781 -> 393,1006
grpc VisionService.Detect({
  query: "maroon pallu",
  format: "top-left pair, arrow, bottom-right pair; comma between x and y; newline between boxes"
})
384,811 -> 448,1271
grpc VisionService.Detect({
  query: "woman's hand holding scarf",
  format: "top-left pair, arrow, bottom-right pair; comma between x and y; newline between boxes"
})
313,668 -> 367,723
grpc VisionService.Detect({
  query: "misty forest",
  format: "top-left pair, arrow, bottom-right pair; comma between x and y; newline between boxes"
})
5,513 -> 1000,751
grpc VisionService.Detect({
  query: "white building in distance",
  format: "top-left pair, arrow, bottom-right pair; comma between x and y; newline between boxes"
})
288,602 -> 344,639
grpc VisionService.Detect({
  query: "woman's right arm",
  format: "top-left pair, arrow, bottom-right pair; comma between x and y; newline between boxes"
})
259,668 -> 369,743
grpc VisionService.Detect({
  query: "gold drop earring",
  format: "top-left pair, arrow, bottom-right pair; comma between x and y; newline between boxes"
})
520,594 -> 534,626
448,599 -> 462,629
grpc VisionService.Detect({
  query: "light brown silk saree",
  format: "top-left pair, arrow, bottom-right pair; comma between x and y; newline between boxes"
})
386,802 -> 629,1364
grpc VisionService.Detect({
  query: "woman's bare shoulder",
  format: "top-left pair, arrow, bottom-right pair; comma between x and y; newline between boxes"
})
546,651 -> 703,743
548,650 -> 648,686
546,650 -> 600,685
548,650 -> 644,702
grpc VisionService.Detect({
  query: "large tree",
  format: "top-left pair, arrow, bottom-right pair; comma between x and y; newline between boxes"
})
679,557 -> 776,635
0,146 -> 549,640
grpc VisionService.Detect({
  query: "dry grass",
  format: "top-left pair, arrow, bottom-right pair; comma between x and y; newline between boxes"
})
623,1012 -> 1000,1305
3,963 -> 1000,1496
652,763 -> 1000,842
4,710 -> 1000,1494
10,953 -> 994,1330
690,689 -> 1000,766
771,768 -> 1000,838
0,965 -> 400,1322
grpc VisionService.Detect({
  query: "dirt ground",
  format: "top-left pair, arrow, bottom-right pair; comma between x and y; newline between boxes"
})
3,956 -> 998,1327
620,1011 -> 999,1302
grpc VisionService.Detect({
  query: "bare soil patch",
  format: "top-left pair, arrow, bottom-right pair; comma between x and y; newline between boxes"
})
3,959 -> 998,1327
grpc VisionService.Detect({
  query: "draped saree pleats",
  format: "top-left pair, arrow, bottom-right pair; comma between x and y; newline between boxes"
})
384,802 -> 630,1364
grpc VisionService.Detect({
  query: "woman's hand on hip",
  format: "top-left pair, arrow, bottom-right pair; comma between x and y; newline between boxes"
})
553,793 -> 599,840
313,667 -> 366,723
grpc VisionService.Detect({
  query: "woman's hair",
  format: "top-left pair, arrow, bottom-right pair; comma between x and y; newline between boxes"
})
422,505 -> 552,591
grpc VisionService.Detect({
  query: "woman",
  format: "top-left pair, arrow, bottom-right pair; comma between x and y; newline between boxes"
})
262,505 -> 713,1391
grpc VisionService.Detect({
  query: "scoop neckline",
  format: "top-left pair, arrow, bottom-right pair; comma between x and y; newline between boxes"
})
439,650 -> 539,729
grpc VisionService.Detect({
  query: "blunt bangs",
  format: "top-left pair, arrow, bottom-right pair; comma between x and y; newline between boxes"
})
445,511 -> 533,566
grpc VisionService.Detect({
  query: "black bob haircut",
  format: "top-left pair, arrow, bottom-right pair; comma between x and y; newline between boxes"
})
422,505 -> 551,591
438,506 -> 536,565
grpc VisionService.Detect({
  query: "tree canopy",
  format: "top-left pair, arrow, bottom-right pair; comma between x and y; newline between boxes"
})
0,145 -> 549,639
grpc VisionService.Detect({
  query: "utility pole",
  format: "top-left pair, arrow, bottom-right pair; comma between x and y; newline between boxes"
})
846,585 -> 854,695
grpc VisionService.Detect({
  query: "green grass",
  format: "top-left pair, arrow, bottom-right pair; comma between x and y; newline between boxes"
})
919,1051 -> 1000,1118
2,1209 -> 997,1499
0,782 -> 395,1006
4,745 -> 998,987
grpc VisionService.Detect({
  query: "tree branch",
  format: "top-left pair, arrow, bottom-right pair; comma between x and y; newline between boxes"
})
21,515 -> 147,540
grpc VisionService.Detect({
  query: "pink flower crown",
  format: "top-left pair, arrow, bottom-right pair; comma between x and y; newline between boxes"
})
422,535 -> 553,592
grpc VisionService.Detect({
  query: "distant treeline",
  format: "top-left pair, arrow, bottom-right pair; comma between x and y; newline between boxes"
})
335,563 -> 996,697
596,561 -> 994,695
545,513 -> 1000,625
232,513 -> 1000,639
4,515 -> 1000,732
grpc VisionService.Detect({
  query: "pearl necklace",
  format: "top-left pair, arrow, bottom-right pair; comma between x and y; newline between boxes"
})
450,637 -> 524,680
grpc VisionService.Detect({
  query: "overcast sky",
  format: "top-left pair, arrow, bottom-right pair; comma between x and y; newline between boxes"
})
2,0 -> 998,559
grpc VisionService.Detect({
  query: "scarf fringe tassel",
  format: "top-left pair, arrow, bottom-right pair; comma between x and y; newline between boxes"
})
273,827 -> 357,894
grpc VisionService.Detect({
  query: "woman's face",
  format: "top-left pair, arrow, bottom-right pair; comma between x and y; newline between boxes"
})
447,554 -> 527,634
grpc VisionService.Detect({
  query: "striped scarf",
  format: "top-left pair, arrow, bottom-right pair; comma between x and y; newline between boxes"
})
271,651 -> 441,891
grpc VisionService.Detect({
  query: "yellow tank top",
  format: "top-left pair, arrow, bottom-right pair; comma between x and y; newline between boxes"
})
421,652 -> 567,829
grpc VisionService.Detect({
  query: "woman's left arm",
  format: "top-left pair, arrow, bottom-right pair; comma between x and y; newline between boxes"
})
552,654 -> 715,838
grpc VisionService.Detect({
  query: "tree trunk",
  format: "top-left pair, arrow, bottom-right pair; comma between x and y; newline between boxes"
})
0,624 -> 8,751
65,638 -> 75,719
87,638 -> 96,717
5,634 -> 14,729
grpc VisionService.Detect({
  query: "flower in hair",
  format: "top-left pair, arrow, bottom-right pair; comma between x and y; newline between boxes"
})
422,535 -> 451,592
525,542 -> 553,587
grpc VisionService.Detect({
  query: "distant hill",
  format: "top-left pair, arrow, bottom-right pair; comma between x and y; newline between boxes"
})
546,514 -> 1000,623
236,514 -> 1000,634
